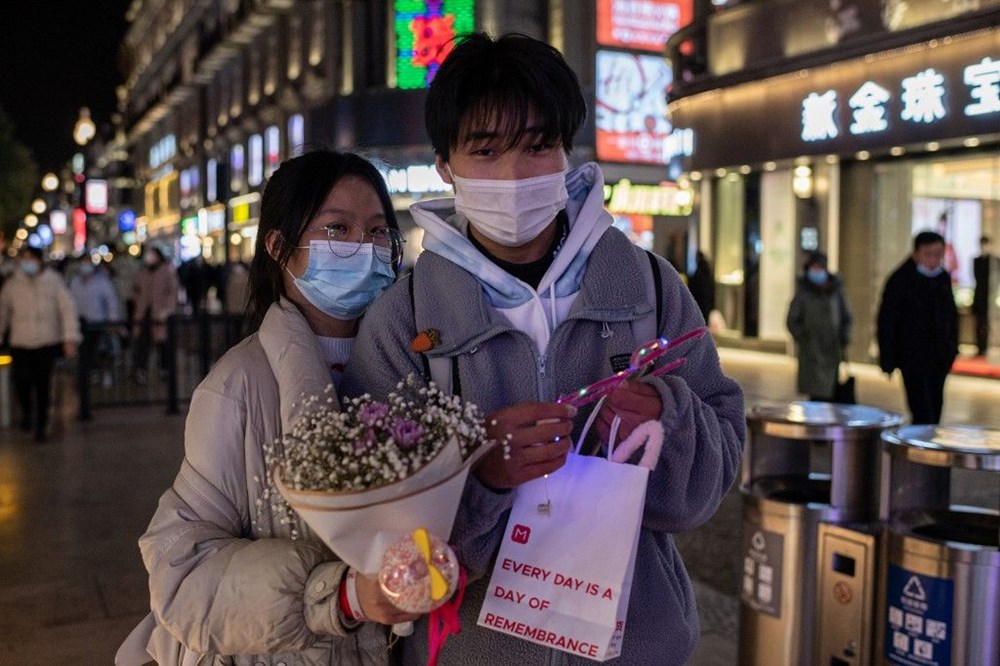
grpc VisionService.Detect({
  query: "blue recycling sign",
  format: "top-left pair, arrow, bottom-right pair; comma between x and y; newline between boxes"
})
884,564 -> 953,666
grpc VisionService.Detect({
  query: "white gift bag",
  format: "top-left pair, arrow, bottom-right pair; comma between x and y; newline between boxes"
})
477,401 -> 661,662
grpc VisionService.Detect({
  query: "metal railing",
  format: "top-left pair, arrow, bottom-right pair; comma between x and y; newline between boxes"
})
73,313 -> 246,418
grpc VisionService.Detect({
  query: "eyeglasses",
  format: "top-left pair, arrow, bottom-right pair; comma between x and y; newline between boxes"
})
555,327 -> 708,408
308,223 -> 406,268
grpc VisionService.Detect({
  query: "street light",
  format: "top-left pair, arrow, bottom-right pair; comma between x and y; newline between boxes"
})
73,107 -> 96,146
41,172 -> 60,192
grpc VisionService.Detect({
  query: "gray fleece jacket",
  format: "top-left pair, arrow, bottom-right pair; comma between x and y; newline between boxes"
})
341,165 -> 744,665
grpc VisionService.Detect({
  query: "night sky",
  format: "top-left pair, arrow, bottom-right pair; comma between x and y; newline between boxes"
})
0,1 -> 130,174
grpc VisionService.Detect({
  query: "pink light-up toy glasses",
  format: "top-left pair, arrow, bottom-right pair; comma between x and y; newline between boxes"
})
555,327 -> 708,409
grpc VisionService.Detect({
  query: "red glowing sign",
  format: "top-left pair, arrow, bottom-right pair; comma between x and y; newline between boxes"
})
596,0 -> 693,52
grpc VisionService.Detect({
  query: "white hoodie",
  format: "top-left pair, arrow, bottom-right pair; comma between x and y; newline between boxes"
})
409,162 -> 612,355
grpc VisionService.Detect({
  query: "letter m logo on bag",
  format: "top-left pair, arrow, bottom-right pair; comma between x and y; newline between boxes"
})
511,524 -> 531,544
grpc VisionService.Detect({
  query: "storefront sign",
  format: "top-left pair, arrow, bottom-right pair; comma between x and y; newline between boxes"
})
149,134 -> 177,170
670,29 -> 1000,169
84,179 -> 109,215
603,178 -> 692,216
596,50 -> 675,165
381,163 -> 450,196
394,0 -> 474,89
597,0 -> 692,52
800,59 -> 999,143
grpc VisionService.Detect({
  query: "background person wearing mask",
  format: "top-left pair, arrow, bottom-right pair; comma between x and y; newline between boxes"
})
973,235 -> 994,357
70,254 -> 122,413
0,246 -> 81,441
877,230 -> 958,424
786,251 -> 852,401
130,246 -> 179,384
118,150 -> 413,665
342,33 -> 745,666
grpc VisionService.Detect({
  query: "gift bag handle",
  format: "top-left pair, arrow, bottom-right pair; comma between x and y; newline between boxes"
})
573,395 -> 622,461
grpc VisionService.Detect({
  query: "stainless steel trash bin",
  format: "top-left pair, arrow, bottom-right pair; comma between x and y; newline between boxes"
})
740,402 -> 903,665
878,425 -> 1000,666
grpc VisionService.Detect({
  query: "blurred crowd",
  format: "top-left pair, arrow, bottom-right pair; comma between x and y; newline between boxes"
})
0,247 -> 249,439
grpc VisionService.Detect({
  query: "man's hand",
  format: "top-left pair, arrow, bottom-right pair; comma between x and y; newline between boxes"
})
474,402 -> 576,490
355,571 -> 420,625
62,341 -> 78,359
594,380 -> 662,445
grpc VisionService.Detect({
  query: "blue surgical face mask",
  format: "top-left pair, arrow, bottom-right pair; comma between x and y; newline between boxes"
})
288,241 -> 394,320
806,268 -> 828,285
916,264 -> 944,278
20,260 -> 41,276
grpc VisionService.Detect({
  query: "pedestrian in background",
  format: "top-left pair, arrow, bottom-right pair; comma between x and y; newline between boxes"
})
0,247 -> 81,441
130,246 -> 179,383
973,235 -> 994,357
877,231 -> 958,424
69,255 -> 121,404
687,250 -> 716,322
786,251 -> 852,401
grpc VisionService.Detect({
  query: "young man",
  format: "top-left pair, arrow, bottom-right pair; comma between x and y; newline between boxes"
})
342,33 -> 745,665
878,231 -> 959,424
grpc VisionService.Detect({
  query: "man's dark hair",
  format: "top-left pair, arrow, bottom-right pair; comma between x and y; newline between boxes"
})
245,149 -> 398,333
424,32 -> 587,161
913,230 -> 945,251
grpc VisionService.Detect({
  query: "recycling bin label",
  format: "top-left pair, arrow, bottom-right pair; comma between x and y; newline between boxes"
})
740,527 -> 783,617
885,564 -> 953,666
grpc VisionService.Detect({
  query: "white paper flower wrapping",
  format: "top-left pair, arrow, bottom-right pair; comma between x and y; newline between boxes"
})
274,436 -> 493,575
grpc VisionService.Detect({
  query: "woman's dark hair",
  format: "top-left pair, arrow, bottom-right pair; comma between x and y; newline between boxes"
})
425,32 -> 587,161
245,149 -> 399,333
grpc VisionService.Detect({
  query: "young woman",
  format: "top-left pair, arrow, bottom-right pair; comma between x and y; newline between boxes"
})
118,150 -> 413,665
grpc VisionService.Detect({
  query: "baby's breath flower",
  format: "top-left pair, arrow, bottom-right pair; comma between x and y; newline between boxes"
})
267,374 -> 489,493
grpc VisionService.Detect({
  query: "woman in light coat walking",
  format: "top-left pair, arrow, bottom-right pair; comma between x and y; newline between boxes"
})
0,246 -> 80,441
117,150 -> 411,665
786,252 -> 852,401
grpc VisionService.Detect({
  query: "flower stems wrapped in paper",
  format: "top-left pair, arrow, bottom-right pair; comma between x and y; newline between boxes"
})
272,375 -> 493,657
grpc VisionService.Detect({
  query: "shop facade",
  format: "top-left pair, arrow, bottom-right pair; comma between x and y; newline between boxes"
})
668,12 -> 1000,367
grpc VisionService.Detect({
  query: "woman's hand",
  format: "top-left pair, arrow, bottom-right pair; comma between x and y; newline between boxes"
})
354,571 -> 420,626
473,402 -> 576,490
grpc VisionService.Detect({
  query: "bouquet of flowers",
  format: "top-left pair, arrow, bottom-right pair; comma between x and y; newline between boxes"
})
271,375 -> 493,646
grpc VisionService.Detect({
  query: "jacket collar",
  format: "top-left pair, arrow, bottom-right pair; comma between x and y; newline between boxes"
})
258,299 -> 334,432
412,228 -> 652,356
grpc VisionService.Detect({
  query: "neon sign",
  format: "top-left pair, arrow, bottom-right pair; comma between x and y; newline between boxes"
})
802,59 -> 1000,141
394,0 -> 474,90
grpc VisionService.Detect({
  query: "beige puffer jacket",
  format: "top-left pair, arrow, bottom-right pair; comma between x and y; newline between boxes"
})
117,300 -> 388,665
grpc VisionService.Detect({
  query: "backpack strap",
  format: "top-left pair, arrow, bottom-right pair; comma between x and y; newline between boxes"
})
407,265 -> 456,396
632,247 -> 662,345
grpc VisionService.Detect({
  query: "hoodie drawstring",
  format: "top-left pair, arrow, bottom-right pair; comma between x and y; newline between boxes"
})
548,282 -> 558,334
600,322 -> 614,339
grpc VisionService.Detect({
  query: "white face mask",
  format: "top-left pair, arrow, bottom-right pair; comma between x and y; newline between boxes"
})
451,169 -> 569,247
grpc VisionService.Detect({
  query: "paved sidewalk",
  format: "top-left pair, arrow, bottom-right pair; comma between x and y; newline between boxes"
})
2,350 -> 997,664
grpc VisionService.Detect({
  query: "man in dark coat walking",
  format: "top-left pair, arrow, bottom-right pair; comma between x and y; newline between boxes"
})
877,231 -> 958,424
973,235 -> 993,356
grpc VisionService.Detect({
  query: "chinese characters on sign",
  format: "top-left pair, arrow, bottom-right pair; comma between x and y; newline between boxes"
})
802,58 -> 1000,142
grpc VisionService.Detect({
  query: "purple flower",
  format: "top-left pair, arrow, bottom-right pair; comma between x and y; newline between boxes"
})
391,417 -> 423,449
357,401 -> 389,427
354,428 -> 376,453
